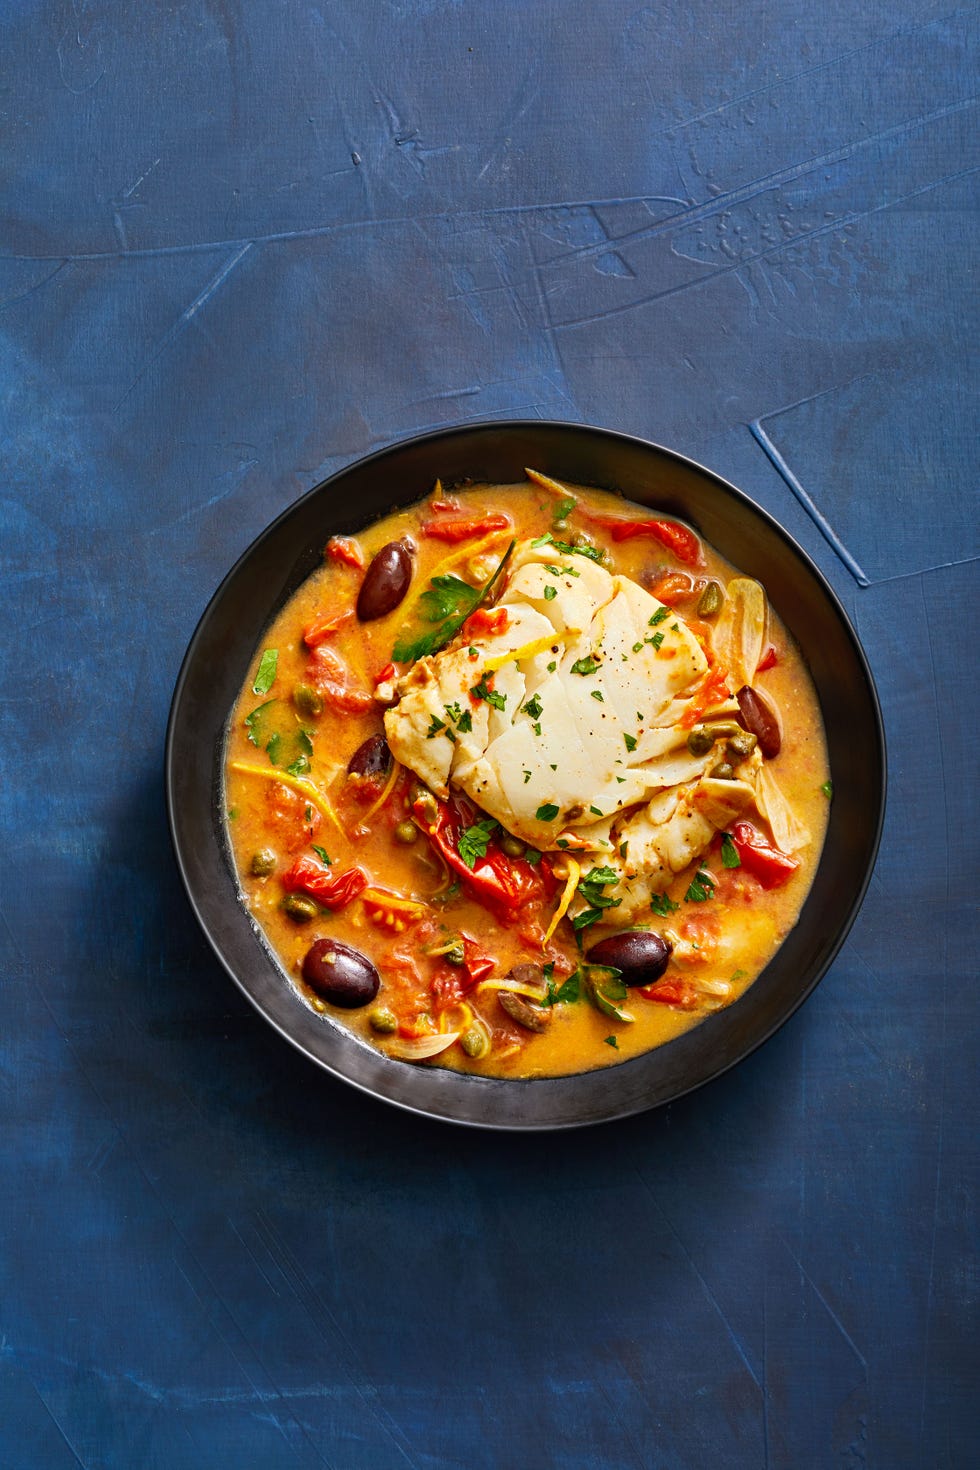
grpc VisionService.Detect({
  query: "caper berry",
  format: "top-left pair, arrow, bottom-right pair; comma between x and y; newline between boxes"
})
710,761 -> 736,781
697,581 -> 724,618
282,893 -> 318,923
369,1007 -> 398,1034
460,1026 -> 491,1059
250,849 -> 276,877
393,820 -> 418,845
500,834 -> 526,859
293,683 -> 324,717
686,728 -> 715,757
726,730 -> 758,761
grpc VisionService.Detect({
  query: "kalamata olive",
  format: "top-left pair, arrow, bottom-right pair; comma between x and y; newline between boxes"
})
498,991 -> 549,1032
302,938 -> 380,1008
356,541 -> 412,621
585,930 -> 672,986
735,685 -> 781,759
347,733 -> 392,781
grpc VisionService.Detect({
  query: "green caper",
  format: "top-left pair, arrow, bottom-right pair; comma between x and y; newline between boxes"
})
393,820 -> 418,845
500,834 -> 526,859
369,1007 -> 398,1034
250,849 -> 276,877
573,530 -> 596,549
293,683 -> 324,717
686,728 -> 715,757
282,893 -> 318,923
460,1026 -> 491,1059
411,785 -> 439,826
697,581 -> 724,617
444,941 -> 465,967
726,730 -> 758,761
710,761 -> 736,781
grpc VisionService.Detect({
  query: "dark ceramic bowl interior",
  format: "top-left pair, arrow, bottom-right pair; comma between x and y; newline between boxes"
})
166,421 -> 885,1129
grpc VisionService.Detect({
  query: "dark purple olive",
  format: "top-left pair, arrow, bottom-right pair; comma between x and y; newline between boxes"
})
302,938 -> 380,1008
736,685 -> 781,759
586,930 -> 672,987
356,541 -> 412,621
347,733 -> 392,781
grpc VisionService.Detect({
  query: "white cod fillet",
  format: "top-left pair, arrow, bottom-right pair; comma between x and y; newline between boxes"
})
384,540 -> 739,851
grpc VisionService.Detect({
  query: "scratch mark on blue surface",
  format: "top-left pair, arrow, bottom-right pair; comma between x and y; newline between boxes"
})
777,1237 -> 869,1371
475,63 -> 541,182
0,260 -> 71,313
666,5 -> 975,136
32,1380 -> 89,1468
632,1169 -> 764,1393
113,243 -> 254,411
251,1209 -> 423,1469
750,419 -> 871,585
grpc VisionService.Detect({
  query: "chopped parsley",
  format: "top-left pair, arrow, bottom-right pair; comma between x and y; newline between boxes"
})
685,870 -> 716,903
571,655 -> 600,677
573,866 -> 622,931
535,803 -> 560,822
651,892 -> 679,917
542,969 -> 581,1006
457,709 -> 473,733
623,733 -> 637,753
547,661 -> 557,672
543,584 -> 558,601
470,673 -> 506,711
632,641 -> 643,653
252,648 -> 278,695
589,805 -> 603,816
522,694 -> 543,719
285,755 -> 311,776
591,690 -> 604,702
721,833 -> 741,869
311,845 -> 333,865
649,607 -> 669,627
458,818 -> 499,869
244,699 -> 276,747
426,715 -> 447,739
523,769 -> 532,784
821,780 -> 834,798
647,631 -> 665,650
603,1035 -> 619,1049
553,497 -> 577,522
525,848 -> 542,865
532,721 -> 542,736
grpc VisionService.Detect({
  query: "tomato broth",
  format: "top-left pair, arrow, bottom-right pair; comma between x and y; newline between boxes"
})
224,476 -> 829,1078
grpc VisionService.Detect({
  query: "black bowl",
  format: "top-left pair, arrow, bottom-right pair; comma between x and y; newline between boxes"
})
166,421 -> 885,1129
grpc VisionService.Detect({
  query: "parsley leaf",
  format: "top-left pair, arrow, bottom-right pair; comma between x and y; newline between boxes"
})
603,1035 -> 619,1049
821,779 -> 834,799
623,732 -> 637,753
543,584 -> 558,601
649,607 -> 669,626
457,818 -> 499,869
285,755 -> 310,776
542,969 -> 582,1006
591,690 -> 604,702
685,870 -> 716,903
523,769 -> 532,784
426,715 -> 446,739
392,541 -> 515,663
535,803 -> 560,822
552,537 -> 603,564
525,847 -> 542,865
571,655 -> 600,676
650,892 -> 679,917
470,673 -> 506,711
573,866 -> 621,930
244,699 -> 276,747
721,833 -> 741,869
522,694 -> 543,719
647,631 -> 665,650
252,649 -> 278,695
311,845 -> 332,865
553,497 -> 577,521
457,709 -> 473,733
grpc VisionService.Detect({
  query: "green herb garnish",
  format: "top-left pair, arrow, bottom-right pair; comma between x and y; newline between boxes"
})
623,733 -> 637,753
603,1035 -> 619,1049
535,803 -> 560,822
392,540 -> 515,663
649,607 -> 669,626
471,673 -> 506,711
311,845 -> 332,865
457,818 -> 499,869
685,870 -> 716,903
821,780 -> 834,798
571,655 -> 600,676
650,892 -> 679,917
543,584 -> 557,601
252,649 -> 279,695
721,833 -> 741,869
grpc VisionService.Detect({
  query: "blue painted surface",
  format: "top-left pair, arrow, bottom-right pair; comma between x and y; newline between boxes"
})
1,2 -> 976,1464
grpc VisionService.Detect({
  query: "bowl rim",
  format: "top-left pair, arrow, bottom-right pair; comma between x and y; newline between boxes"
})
165,418 -> 887,1129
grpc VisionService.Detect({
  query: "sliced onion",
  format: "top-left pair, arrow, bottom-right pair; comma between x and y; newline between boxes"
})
477,978 -> 549,1002
695,976 -> 732,997
386,1031 -> 461,1061
755,765 -> 811,854
715,578 -> 767,687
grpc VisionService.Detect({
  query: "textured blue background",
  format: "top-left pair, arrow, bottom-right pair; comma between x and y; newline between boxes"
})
1,2 -> 976,1466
